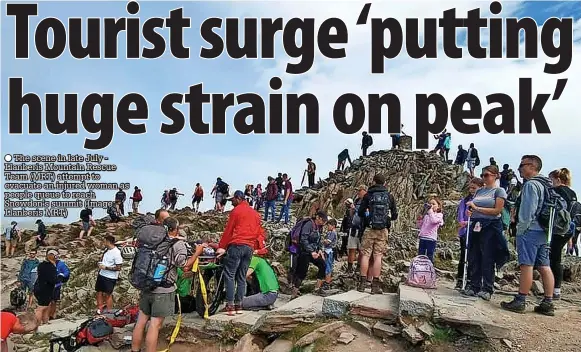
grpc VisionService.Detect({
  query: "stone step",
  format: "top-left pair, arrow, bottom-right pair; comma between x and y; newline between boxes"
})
251,294 -> 325,334
37,318 -> 88,337
322,290 -> 369,318
322,290 -> 399,323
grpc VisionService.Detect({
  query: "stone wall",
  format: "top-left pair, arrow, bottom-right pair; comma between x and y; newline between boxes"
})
400,135 -> 413,151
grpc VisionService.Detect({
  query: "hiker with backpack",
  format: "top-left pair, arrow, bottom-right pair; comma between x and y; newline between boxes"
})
78,208 -> 95,240
548,168 -> 579,299
305,158 -> 316,187
454,145 -> 468,167
18,250 -> 40,308
455,178 -> 484,290
264,177 -> 278,222
361,131 -> 373,156
130,214 -> 205,352
35,219 -> 47,248
466,143 -> 480,177
501,155 -> 562,315
1,310 -> 38,351
357,174 -> 398,294
290,211 -> 329,298
160,190 -> 170,209
462,165 -> 509,301
337,149 -> 352,171
168,188 -> 184,210
95,235 -> 124,314
276,173 -> 293,225
130,186 -> 143,213
192,183 -> 204,212
115,188 -> 127,215
4,221 -> 21,258
416,197 -> 444,263
107,202 -> 122,222
215,190 -> 264,316
212,178 -> 230,212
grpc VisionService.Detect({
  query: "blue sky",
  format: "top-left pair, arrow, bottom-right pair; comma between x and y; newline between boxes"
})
1,1 -> 580,227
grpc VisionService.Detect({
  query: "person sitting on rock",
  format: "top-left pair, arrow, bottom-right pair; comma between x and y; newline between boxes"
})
291,211 -> 328,298
1,310 -> 38,351
357,174 -> 398,294
242,256 -> 279,311
18,250 -> 39,309
337,149 -> 352,171
390,123 -> 405,149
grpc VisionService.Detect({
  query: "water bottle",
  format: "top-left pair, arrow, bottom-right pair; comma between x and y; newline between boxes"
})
153,257 -> 168,282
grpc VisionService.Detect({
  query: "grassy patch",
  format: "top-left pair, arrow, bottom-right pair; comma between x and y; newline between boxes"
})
313,334 -> 335,352
429,326 -> 458,344
433,256 -> 456,271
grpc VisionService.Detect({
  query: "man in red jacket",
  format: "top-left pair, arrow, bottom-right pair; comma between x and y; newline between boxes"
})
216,190 -> 263,316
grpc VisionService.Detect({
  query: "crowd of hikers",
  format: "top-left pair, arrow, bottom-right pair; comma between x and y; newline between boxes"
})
3,131 -> 581,350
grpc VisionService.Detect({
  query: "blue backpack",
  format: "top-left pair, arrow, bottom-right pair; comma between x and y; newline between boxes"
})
286,218 -> 312,254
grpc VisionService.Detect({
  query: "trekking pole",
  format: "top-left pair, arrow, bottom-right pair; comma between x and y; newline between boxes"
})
547,205 -> 555,245
462,216 -> 471,291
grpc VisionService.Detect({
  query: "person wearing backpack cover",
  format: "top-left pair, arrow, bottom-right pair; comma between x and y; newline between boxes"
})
548,168 -> 579,299
130,186 -> 143,214
357,174 -> 398,294
215,191 -> 264,316
501,155 -> 563,315
131,215 -> 206,352
416,198 -> 444,263
290,211 -> 329,298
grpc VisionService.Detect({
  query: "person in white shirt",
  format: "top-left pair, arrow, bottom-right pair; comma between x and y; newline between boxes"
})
95,235 -> 123,313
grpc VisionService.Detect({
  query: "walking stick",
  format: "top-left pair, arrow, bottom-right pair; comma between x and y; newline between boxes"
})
462,216 -> 471,291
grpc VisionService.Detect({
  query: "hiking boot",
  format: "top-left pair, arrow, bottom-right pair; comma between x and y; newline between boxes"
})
371,278 -> 383,295
461,288 -> 477,297
553,293 -> 561,300
533,301 -> 555,316
454,281 -> 463,290
500,298 -> 526,313
291,287 -> 301,300
477,291 -> 491,301
234,303 -> 243,315
357,277 -> 367,292
225,303 -> 235,316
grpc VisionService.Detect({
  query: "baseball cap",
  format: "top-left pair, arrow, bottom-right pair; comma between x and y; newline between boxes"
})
47,249 -> 59,257
228,190 -> 245,201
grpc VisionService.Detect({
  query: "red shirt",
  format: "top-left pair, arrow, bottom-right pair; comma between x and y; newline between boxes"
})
1,312 -> 17,340
218,201 -> 263,250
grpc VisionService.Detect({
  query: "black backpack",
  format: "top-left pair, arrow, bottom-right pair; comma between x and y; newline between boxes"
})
218,182 -> 229,194
567,195 -> 581,232
80,208 -> 91,220
369,190 -> 391,230
129,215 -> 180,292
530,177 -> 572,236
169,189 -> 177,200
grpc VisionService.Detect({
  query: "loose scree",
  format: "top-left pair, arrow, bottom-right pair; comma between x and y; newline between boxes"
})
5,1 -> 575,150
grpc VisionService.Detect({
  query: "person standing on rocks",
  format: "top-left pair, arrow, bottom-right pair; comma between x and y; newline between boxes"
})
95,235 -> 123,314
357,174 -> 398,294
548,168 -> 577,300
501,155 -> 556,315
455,178 -> 484,290
361,131 -> 373,157
18,250 -> 40,308
252,183 -> 263,211
323,219 -> 338,289
443,132 -> 452,161
49,252 -> 70,320
339,198 -> 354,259
216,191 -> 263,316
4,221 -> 21,258
263,177 -> 278,222
131,216 -> 201,352
291,211 -> 328,298
337,149 -> 352,171
130,186 -> 143,214
33,249 -> 58,325
168,188 -> 184,210
454,145 -> 468,167
466,143 -> 479,177
115,188 -> 127,215
416,197 -> 444,263
305,158 -> 316,187
35,219 -> 47,248
78,208 -> 95,240
347,186 -> 368,273
192,183 -> 204,212
390,123 -> 406,149
212,178 -> 229,212
276,173 -> 293,225
275,173 -> 284,201
463,165 -> 508,301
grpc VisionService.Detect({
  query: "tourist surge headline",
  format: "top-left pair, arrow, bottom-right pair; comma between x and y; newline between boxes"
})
5,1 -> 576,150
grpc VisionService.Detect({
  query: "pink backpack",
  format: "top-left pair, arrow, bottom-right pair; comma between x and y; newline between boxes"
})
406,255 -> 437,289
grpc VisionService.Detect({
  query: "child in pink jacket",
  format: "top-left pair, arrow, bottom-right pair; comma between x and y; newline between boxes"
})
417,197 -> 444,263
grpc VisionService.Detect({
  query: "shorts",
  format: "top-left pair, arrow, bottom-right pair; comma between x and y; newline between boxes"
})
360,228 -> 389,257
139,291 -> 175,318
52,286 -> 62,301
34,290 -> 52,307
5,238 -> 17,246
215,192 -> 224,203
517,229 -> 550,267
95,275 -> 118,295
347,231 -> 360,250
466,159 -> 476,170
82,221 -> 91,231
21,277 -> 36,293
192,196 -> 202,204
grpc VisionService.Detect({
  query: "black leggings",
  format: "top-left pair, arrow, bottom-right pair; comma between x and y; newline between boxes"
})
457,235 -> 467,282
293,253 -> 325,287
550,234 -> 571,289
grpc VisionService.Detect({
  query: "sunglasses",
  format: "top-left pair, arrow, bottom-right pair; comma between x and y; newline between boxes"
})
518,162 -> 532,169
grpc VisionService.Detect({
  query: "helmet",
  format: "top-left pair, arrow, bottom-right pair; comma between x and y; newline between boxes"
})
10,287 -> 26,308
121,246 -> 136,260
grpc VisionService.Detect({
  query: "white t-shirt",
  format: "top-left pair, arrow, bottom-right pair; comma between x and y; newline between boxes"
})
99,247 -> 123,280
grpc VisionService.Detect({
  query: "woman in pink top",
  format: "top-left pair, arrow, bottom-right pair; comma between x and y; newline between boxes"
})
417,197 -> 444,263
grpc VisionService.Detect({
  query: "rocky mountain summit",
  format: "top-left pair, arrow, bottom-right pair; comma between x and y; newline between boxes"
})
3,148 -> 581,352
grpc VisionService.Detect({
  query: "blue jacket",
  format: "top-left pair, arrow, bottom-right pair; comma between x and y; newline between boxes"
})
55,260 -> 70,288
